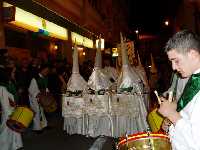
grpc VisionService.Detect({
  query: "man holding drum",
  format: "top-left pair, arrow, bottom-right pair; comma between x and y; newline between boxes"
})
28,64 -> 49,133
0,48 -> 23,150
158,30 -> 200,150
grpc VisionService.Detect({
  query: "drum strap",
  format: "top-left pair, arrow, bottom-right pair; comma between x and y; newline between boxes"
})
177,72 -> 200,111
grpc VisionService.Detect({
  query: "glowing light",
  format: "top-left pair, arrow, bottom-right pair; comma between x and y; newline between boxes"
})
45,20 -> 68,40
164,21 -> 169,26
71,32 -> 84,45
82,52 -> 86,56
112,48 -> 118,57
71,32 -> 93,48
96,38 -> 104,50
4,2 -> 68,40
83,37 -> 93,48
77,47 -> 83,51
11,7 -> 43,32
54,45 -> 58,50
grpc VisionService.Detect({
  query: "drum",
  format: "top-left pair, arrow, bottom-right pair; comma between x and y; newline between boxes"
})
147,108 -> 164,132
6,106 -> 34,133
38,92 -> 57,113
117,132 -> 171,150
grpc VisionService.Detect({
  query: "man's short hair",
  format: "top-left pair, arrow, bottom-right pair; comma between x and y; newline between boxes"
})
165,30 -> 200,54
39,63 -> 49,72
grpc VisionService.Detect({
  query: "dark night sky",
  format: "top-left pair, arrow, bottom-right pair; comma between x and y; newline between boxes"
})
127,0 -> 182,35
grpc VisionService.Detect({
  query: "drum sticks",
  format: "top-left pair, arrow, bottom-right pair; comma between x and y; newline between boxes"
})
154,90 -> 161,104
168,91 -> 173,103
154,90 -> 173,104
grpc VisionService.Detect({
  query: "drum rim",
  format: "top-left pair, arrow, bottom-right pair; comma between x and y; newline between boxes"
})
118,132 -> 170,147
6,106 -> 35,133
6,119 -> 26,133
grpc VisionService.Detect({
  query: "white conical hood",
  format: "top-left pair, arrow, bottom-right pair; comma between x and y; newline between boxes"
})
117,33 -> 142,92
67,44 -> 87,91
94,37 -> 102,68
87,68 -> 111,91
137,53 -> 143,67
72,44 -> 79,74
120,33 -> 129,66
87,37 -> 111,91
150,53 -> 157,73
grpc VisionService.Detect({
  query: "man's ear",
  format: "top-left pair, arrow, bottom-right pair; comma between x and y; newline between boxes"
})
188,49 -> 199,58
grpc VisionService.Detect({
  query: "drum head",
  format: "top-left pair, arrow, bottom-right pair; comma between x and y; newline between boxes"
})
6,107 -> 34,133
38,92 -> 57,113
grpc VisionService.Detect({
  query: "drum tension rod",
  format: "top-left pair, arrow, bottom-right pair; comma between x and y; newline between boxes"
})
125,132 -> 129,149
147,128 -> 153,150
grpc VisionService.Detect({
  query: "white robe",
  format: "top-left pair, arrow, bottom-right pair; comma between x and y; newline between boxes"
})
169,70 -> 200,150
164,73 -> 189,101
175,77 -> 189,100
0,86 -> 23,150
28,78 -> 47,131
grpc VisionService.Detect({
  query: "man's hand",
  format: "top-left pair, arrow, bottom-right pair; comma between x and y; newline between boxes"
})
9,98 -> 16,107
158,97 -> 181,125
162,118 -> 172,132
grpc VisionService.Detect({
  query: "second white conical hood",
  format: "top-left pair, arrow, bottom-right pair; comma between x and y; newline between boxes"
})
67,44 -> 87,91
120,33 -> 129,66
87,37 -> 111,91
94,37 -> 102,68
117,33 -> 142,92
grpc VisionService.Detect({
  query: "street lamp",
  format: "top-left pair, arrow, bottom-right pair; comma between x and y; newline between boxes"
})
164,20 -> 169,26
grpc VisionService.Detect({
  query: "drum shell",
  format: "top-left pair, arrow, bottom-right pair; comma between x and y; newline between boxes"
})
6,106 -> 34,133
147,108 -> 164,132
117,132 -> 171,150
38,93 -> 57,113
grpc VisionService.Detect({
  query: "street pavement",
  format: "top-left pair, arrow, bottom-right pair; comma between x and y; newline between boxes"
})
21,112 -> 116,150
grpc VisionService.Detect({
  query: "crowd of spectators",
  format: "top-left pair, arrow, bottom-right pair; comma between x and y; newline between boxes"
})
0,49 -> 97,114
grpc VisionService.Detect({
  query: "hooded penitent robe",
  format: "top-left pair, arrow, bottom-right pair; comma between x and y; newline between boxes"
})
0,86 -> 23,150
